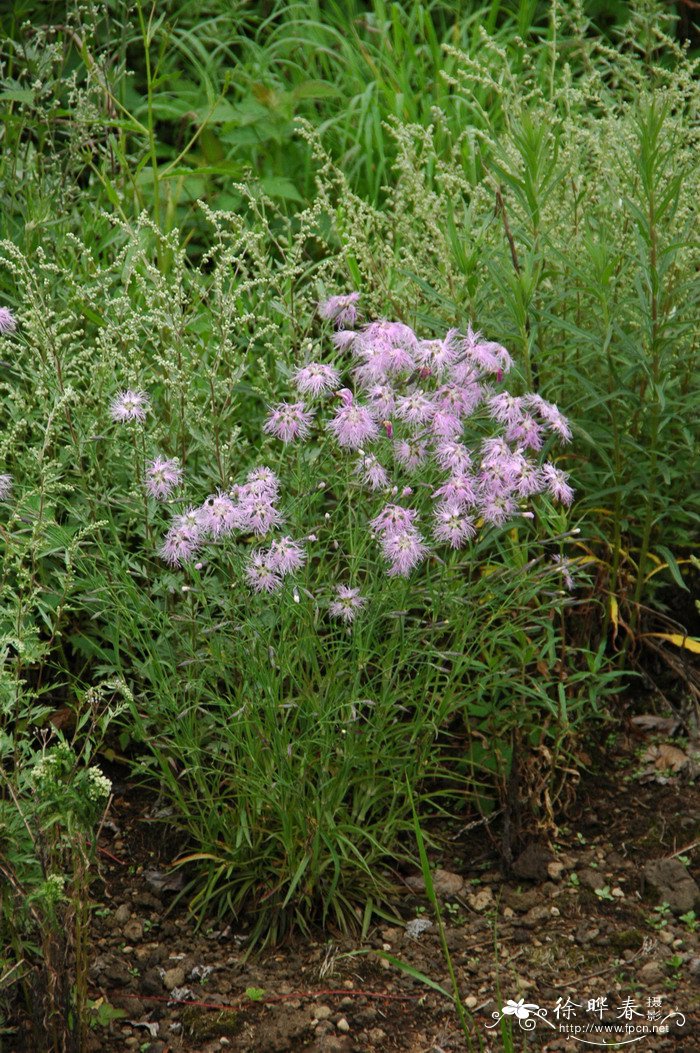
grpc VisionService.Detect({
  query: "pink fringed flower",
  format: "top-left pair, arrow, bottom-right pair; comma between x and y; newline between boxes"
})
396,392 -> 434,425
479,492 -> 518,525
415,329 -> 460,374
160,521 -> 201,567
245,550 -> 283,593
293,362 -> 341,397
394,439 -> 428,472
264,401 -> 313,443
318,292 -> 360,328
381,527 -> 428,577
145,457 -> 182,500
432,473 -> 477,508
0,307 -> 16,334
370,503 -> 419,536
199,492 -> 239,537
356,453 -> 390,491
505,415 -> 544,451
461,325 -> 513,375
268,536 -> 306,576
0,474 -> 12,500
433,503 -> 476,548
488,393 -> 524,427
541,463 -> 575,505
243,466 -> 280,499
329,585 -> 366,624
524,394 -> 573,443
236,495 -> 284,536
110,389 -> 150,423
434,441 -> 472,473
328,394 -> 379,449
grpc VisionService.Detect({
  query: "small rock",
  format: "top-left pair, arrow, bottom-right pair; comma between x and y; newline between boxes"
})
336,1018 -> 350,1032
368,1028 -> 386,1043
405,868 -> 464,897
141,968 -> 164,995
162,967 -> 186,992
464,995 -> 478,1009
467,887 -> 494,912
639,961 -> 665,984
688,956 -> 700,977
123,918 -> 143,942
577,867 -> 606,892
405,918 -> 433,939
547,861 -> 565,882
512,843 -> 555,881
502,888 -> 540,913
521,905 -> 552,929
112,904 -> 131,927
642,859 -> 700,914
313,1005 -> 333,1021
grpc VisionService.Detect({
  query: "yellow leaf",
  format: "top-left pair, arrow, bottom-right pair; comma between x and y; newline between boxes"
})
644,633 -> 700,654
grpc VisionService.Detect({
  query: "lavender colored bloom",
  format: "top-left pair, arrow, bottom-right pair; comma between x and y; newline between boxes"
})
433,383 -> 480,418
356,453 -> 390,491
524,394 -> 572,443
329,585 -> 367,624
0,307 -> 16,334
396,392 -> 434,425
0,474 -> 12,500
199,492 -> 239,537
434,441 -> 472,473
415,329 -> 460,374
263,401 -> 313,443
244,466 -> 280,498
358,320 -> 418,355
431,411 -> 463,440
160,521 -> 201,566
461,325 -> 513,375
268,536 -> 306,576
541,463 -> 575,505
370,503 -> 419,536
381,527 -> 428,577
394,438 -> 428,472
237,495 -> 284,536
514,460 -> 545,498
328,397 -> 379,449
433,472 -> 478,508
488,393 -> 524,427
293,362 -> 341,397
479,492 -> 518,526
245,550 -> 283,593
318,292 -> 360,328
433,502 -> 476,548
480,436 -> 514,469
110,389 -> 150,423
145,456 -> 182,500
505,415 -> 544,451
332,330 -> 358,352
364,383 -> 396,416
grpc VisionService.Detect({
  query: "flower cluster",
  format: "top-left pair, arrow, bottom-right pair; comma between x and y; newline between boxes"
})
150,301 -> 574,623
259,307 -> 574,577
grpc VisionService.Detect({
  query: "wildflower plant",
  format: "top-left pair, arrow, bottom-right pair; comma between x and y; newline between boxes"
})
101,297 -> 596,944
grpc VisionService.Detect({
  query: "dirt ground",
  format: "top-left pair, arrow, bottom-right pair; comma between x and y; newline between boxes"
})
9,718 -> 700,1052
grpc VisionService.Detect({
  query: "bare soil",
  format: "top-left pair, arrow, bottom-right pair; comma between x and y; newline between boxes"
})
8,724 -> 700,1052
